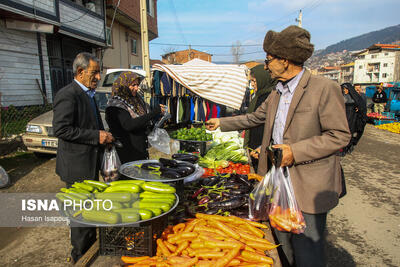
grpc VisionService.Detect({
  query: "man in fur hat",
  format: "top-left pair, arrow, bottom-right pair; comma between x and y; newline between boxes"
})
206,25 -> 350,266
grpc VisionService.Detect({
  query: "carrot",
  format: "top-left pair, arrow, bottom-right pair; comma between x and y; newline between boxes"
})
181,249 -> 188,256
187,247 -> 196,257
196,213 -> 235,223
183,218 -> 203,232
172,223 -> 186,233
174,240 -> 189,255
167,256 -> 187,264
197,260 -> 213,267
269,215 -> 292,232
237,229 -> 274,245
243,245 -> 256,252
157,239 -> 171,256
244,239 -> 280,251
231,216 -> 268,229
179,257 -> 199,267
194,248 -> 221,254
195,251 -> 225,259
194,225 -> 227,237
214,244 -> 241,267
198,234 -> 223,243
240,250 -> 273,264
208,219 -> 241,240
203,240 -> 243,250
163,241 -> 176,252
190,241 -> 206,249
121,256 -> 150,264
237,264 -> 271,267
241,221 -> 265,238
227,259 -> 241,266
168,232 -> 198,244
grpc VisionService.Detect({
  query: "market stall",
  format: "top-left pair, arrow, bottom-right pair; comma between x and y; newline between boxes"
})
55,61 -> 285,266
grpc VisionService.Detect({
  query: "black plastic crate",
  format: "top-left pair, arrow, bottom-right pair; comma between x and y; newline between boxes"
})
178,140 -> 209,156
99,216 -> 168,256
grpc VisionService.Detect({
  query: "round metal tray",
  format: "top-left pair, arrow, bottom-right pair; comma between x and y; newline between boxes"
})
61,193 -> 179,227
119,159 -> 204,183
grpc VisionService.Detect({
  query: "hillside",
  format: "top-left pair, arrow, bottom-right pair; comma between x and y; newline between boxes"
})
317,24 -> 400,56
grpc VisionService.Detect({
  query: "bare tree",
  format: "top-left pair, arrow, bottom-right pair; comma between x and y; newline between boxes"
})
162,47 -> 178,64
231,41 -> 243,64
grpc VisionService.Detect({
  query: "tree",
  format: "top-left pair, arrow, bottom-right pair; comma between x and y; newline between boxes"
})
162,47 -> 178,64
231,41 -> 243,64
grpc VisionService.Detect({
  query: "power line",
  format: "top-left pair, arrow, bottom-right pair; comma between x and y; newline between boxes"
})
150,42 -> 261,47
169,0 -> 187,45
213,50 -> 264,57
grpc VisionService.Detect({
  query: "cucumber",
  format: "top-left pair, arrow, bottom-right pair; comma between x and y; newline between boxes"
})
109,180 -> 145,186
81,210 -> 120,224
104,184 -> 141,193
72,182 -> 94,192
139,192 -> 176,200
114,208 -> 153,220
132,201 -> 171,212
120,212 -> 140,223
91,201 -> 124,211
140,198 -> 175,206
141,183 -> 176,194
83,180 -> 108,189
95,192 -> 132,202
56,192 -> 83,202
147,207 -> 162,216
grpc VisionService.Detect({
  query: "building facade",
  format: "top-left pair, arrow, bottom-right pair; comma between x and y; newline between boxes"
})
102,0 -> 158,70
0,0 -> 107,106
317,66 -> 341,84
353,44 -> 400,85
161,48 -> 212,64
340,62 -> 354,84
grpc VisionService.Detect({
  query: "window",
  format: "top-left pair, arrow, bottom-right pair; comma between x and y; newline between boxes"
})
106,27 -> 112,47
131,38 -> 137,54
146,0 -> 154,16
359,65 -> 362,69
382,73 -> 387,78
383,63 -> 388,67
371,55 -> 377,59
359,55 -> 365,59
385,52 -> 389,56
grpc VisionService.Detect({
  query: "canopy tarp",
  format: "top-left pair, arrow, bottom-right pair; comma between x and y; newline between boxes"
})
153,59 -> 248,110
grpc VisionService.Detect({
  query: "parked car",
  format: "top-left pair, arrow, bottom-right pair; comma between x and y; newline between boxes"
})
22,69 -> 146,156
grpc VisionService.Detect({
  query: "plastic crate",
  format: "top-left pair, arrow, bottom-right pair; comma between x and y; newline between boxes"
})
382,112 -> 395,119
374,119 -> 394,126
178,140 -> 211,156
99,216 -> 168,256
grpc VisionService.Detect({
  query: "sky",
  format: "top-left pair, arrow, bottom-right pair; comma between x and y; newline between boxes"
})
149,0 -> 400,63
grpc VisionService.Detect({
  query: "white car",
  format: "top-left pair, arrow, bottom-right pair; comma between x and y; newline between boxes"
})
22,69 -> 145,156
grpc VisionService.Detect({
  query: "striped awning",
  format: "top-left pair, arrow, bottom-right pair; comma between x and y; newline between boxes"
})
153,59 -> 249,110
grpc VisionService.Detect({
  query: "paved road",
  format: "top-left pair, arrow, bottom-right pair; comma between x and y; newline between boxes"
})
0,124 -> 399,266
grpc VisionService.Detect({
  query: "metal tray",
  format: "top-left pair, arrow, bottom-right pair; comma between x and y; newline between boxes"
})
119,159 -> 204,183
60,193 -> 179,227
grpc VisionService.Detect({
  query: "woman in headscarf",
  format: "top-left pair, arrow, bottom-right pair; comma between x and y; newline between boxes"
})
244,64 -> 277,172
105,71 -> 165,163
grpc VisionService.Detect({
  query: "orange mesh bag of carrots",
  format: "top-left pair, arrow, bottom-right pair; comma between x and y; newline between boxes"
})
267,167 -> 306,234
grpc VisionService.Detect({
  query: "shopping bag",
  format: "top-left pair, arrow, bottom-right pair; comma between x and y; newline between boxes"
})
101,145 -> 121,182
248,166 -> 276,221
148,112 -> 172,155
268,167 -> 306,234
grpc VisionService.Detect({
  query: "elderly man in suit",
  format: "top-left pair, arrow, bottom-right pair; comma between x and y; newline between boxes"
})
206,26 -> 351,267
53,52 -> 114,263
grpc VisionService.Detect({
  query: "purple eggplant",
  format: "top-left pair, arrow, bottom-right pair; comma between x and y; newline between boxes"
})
159,158 -> 178,168
207,196 -> 247,210
172,153 -> 199,164
198,196 -> 210,205
192,187 -> 206,199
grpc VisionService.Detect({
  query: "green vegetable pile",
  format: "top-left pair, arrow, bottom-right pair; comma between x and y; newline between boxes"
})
199,141 -> 248,168
56,180 -> 176,225
170,126 -> 212,141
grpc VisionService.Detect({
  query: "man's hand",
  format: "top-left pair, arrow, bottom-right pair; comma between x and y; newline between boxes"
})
249,147 -> 261,159
160,104 -> 167,114
272,144 -> 294,167
205,118 -> 220,130
99,130 -> 114,144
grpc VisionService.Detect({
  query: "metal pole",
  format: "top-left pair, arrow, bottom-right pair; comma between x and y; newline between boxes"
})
296,10 -> 303,28
140,0 -> 151,103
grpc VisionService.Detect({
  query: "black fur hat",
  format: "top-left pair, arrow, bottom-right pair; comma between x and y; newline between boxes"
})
263,25 -> 314,64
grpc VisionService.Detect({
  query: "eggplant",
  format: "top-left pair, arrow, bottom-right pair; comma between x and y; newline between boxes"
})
198,196 -> 210,205
160,169 -> 182,179
207,196 -> 247,210
176,166 -> 195,176
159,158 -> 178,168
204,208 -> 220,215
192,187 -> 206,198
203,176 -> 219,186
140,162 -> 163,170
172,153 -> 199,163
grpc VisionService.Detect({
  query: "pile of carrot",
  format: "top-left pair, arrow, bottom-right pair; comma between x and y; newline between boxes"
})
121,213 -> 279,266
268,205 -> 306,234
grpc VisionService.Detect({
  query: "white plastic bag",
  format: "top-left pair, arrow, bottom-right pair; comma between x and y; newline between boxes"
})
148,128 -> 171,154
101,145 -> 121,182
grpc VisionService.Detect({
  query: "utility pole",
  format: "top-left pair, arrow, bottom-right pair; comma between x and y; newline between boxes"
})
296,10 -> 303,28
140,0 -> 151,103
188,44 -> 192,61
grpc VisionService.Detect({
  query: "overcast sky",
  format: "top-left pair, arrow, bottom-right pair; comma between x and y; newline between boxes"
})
149,0 -> 400,63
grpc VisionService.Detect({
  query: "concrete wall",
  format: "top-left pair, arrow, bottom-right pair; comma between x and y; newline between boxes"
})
102,20 -> 142,70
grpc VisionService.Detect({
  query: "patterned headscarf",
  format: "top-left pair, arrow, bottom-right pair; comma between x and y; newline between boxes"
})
108,71 -> 148,118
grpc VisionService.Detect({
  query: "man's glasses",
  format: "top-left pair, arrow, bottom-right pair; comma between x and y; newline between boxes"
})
264,55 -> 281,65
